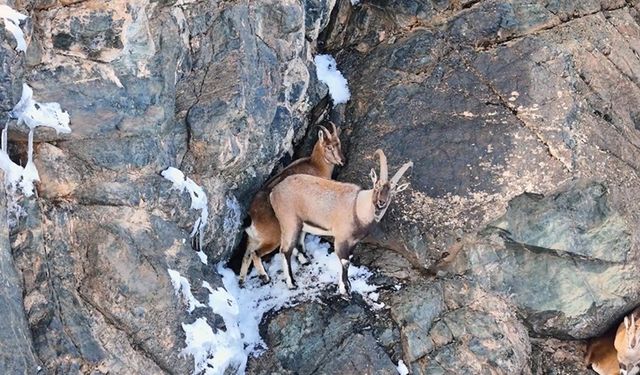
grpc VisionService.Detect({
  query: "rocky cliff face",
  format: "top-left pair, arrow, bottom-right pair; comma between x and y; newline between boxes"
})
1,0 -> 639,374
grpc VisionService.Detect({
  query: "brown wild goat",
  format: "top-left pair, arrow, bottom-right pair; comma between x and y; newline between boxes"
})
238,123 -> 345,285
586,307 -> 640,375
270,149 -> 412,295
616,308 -> 640,375
586,327 -> 621,375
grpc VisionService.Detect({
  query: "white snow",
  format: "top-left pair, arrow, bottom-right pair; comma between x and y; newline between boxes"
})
0,84 -> 71,201
218,235 -> 378,357
181,316 -> 245,375
11,84 -> 71,133
168,269 -> 205,313
196,250 -> 208,264
171,235 -> 380,375
0,5 -> 27,52
350,0 -> 361,5
0,125 -> 25,188
397,359 -> 409,375
180,281 -> 246,374
161,167 -> 209,242
314,54 -> 351,105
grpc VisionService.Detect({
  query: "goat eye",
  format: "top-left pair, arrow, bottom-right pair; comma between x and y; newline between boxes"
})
327,146 -> 333,151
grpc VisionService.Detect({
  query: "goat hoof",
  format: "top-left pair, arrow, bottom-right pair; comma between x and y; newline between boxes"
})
238,279 -> 245,288
288,282 -> 298,290
259,275 -> 271,284
298,258 -> 310,266
339,282 -> 352,296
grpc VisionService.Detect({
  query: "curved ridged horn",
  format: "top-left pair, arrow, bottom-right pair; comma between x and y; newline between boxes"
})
318,125 -> 331,138
374,149 -> 388,182
390,161 -> 413,187
330,122 -> 340,136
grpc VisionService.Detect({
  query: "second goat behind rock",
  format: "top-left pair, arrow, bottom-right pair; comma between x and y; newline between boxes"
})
270,149 -> 412,295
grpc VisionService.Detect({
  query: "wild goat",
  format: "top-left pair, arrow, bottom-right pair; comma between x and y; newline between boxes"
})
270,149 -> 412,294
586,328 -> 621,375
586,307 -> 640,375
238,123 -> 345,285
616,308 -> 640,375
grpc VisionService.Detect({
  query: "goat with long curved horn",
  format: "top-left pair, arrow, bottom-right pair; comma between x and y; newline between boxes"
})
390,161 -> 413,187
238,121 -> 346,285
270,149 -> 412,295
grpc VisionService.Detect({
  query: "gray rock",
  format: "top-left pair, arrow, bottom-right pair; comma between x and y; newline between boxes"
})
389,278 -> 531,374
0,177 -> 41,374
1,0 -> 639,372
304,0 -> 337,41
448,182 -> 640,339
335,0 -> 640,268
250,298 -> 399,374
0,0 -> 336,372
530,337 -> 593,375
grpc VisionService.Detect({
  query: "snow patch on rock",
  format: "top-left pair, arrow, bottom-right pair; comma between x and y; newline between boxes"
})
0,5 -> 28,52
315,54 -> 351,105
161,167 -> 209,244
170,235 -> 380,374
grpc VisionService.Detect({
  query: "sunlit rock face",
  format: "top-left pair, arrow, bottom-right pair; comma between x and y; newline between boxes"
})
1,0 -> 640,374
0,0 -> 333,373
326,0 -> 640,373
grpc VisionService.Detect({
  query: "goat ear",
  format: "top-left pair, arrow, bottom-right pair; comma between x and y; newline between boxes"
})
395,183 -> 410,192
370,168 -> 377,184
631,315 -> 639,349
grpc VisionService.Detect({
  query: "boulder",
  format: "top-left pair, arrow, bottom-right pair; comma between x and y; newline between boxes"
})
388,278 -> 531,374
447,182 -> 640,339
336,0 -> 640,268
249,297 -> 400,374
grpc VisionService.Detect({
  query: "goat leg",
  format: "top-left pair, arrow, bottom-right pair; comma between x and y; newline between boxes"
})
281,248 -> 297,289
336,242 -> 351,296
251,252 -> 271,284
238,250 -> 252,286
295,232 -> 311,265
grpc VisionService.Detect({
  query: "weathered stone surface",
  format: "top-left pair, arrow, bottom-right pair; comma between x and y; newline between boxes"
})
10,197 -> 216,373
250,297 -> 400,374
1,0 -> 336,372
0,176 -> 41,374
2,0 -> 640,373
305,0 -> 337,41
336,0 -> 640,262
389,278 -> 531,374
530,338 -> 592,375
446,182 -> 640,339
334,0 -> 640,345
